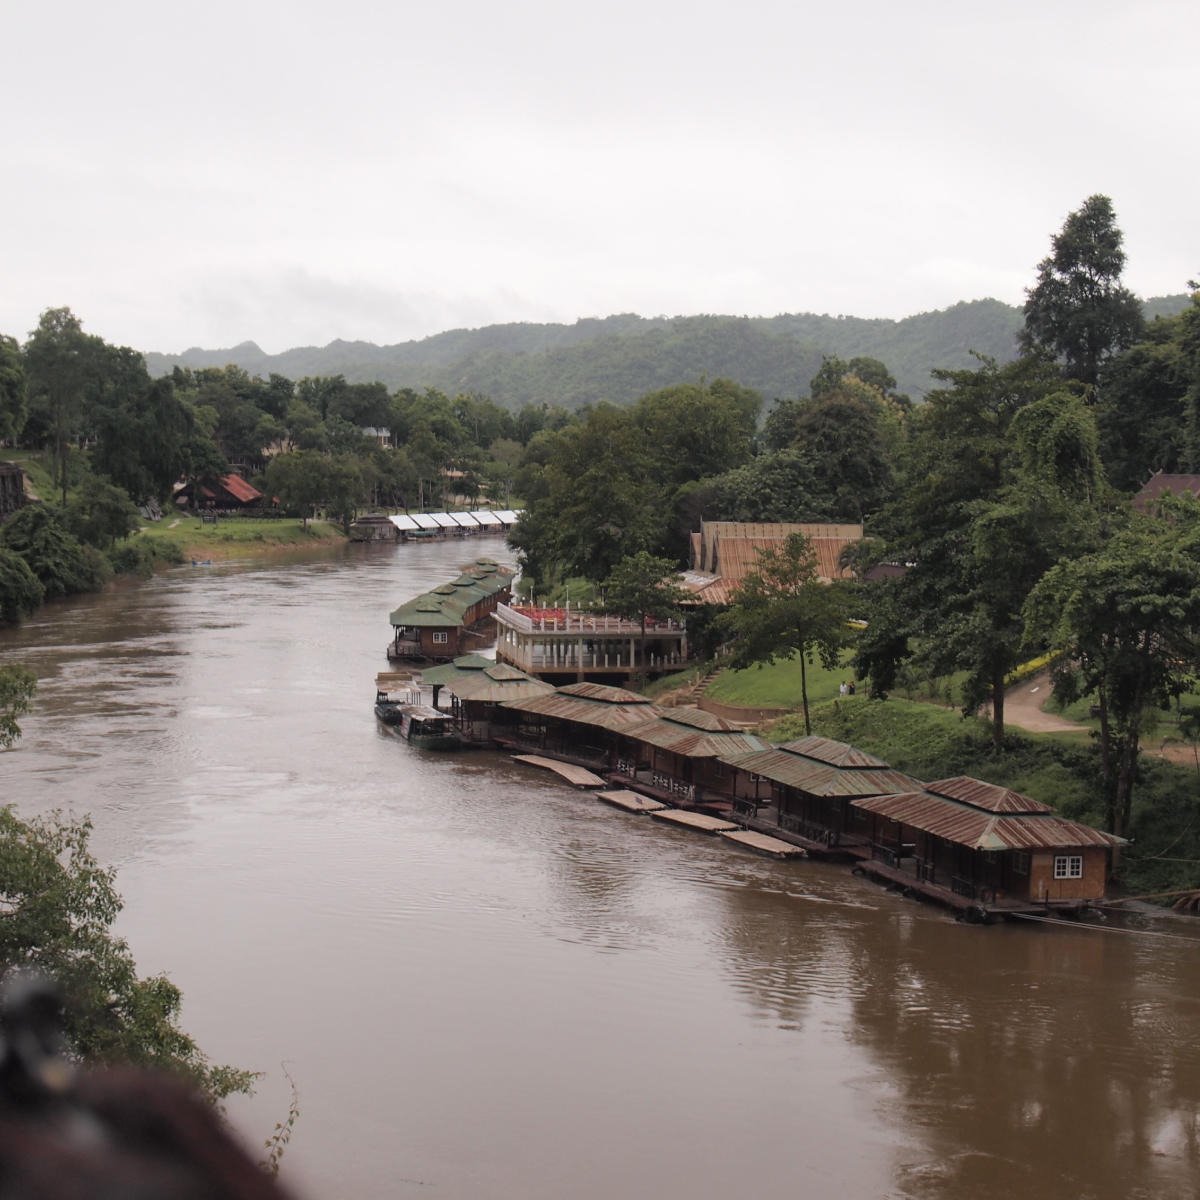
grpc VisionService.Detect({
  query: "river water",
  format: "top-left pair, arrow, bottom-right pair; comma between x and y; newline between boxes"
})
1,537 -> 1199,1200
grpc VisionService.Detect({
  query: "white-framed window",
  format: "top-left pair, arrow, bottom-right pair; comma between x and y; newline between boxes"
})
1012,851 -> 1030,876
432,631 -> 449,644
1054,854 -> 1083,879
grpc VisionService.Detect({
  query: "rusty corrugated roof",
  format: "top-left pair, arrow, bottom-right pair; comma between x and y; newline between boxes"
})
776,735 -> 890,769
658,707 -> 743,732
220,474 -> 262,503
712,536 -> 857,584
445,674 -> 555,702
850,792 -> 1126,850
501,691 -> 661,730
925,776 -> 1055,815
484,664 -> 529,682
557,682 -> 652,704
719,747 -> 921,796
619,715 -> 771,758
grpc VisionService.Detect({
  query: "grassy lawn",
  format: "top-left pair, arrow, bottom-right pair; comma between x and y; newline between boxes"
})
4,451 -> 57,501
135,516 -> 346,559
704,652 -> 857,709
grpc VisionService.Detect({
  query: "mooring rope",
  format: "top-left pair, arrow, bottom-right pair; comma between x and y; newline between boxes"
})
1010,912 -> 1200,944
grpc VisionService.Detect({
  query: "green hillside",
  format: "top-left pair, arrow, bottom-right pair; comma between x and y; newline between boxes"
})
145,294 -> 1191,409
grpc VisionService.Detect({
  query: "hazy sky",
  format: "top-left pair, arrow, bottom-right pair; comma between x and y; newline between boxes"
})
3,0 -> 1197,354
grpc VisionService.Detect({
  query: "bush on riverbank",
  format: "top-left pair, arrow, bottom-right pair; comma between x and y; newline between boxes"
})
107,538 -> 185,578
779,696 -> 1200,896
0,505 -> 110,597
0,549 -> 44,623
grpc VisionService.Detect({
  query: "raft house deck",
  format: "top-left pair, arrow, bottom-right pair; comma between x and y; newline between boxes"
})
493,603 -> 695,685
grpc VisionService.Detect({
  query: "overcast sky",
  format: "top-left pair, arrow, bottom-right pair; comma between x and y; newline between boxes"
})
2,0 -> 1196,354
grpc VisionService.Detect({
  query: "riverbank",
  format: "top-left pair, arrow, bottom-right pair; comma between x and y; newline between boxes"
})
134,516 -> 347,560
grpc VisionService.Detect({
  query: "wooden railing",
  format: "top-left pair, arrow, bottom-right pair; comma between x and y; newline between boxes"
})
780,813 -> 839,847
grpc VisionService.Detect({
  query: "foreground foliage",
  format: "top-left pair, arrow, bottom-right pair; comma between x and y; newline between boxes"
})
0,805 -> 256,1103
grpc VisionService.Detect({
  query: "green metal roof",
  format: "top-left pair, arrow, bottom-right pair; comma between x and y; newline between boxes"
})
420,655 -> 495,685
388,564 -> 515,628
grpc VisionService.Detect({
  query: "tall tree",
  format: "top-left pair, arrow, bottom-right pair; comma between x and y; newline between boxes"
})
92,376 -> 195,504
853,355 -> 1079,728
511,406 -> 662,585
23,308 -> 90,504
601,552 -> 688,634
1025,515 -> 1200,845
721,533 -> 851,736
265,450 -> 328,529
1019,195 -> 1145,386
632,379 -> 757,489
0,334 -> 27,441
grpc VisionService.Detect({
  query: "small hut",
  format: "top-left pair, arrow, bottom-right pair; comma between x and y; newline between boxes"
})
718,735 -> 922,852
851,777 -> 1126,909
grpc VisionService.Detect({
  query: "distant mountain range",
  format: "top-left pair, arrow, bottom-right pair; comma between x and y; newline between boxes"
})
145,294 -> 1193,409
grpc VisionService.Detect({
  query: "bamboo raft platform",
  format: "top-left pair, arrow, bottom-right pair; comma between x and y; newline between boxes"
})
596,790 -> 667,814
650,809 -> 738,835
512,755 -> 606,789
721,829 -> 807,859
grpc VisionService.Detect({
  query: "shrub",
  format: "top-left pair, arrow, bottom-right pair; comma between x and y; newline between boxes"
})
107,539 -> 184,578
0,548 -> 45,624
0,505 -> 108,597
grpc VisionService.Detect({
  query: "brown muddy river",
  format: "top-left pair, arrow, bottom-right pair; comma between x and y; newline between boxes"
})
1,537 -> 1199,1200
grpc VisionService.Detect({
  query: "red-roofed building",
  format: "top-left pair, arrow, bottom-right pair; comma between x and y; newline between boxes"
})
200,474 -> 264,509
1133,472 -> 1200,513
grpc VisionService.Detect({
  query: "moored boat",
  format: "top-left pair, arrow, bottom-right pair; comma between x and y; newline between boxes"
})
376,672 -> 417,724
397,704 -> 462,750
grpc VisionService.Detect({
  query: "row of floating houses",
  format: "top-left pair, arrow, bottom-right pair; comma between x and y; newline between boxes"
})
379,555 -> 1124,922
380,651 -> 1125,923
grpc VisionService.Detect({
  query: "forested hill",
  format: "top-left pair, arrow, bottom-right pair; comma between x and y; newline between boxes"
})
145,294 -> 1192,407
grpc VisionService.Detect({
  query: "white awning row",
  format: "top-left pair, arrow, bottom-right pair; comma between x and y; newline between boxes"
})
388,510 -> 520,532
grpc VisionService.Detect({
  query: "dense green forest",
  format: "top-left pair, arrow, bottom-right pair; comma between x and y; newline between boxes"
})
146,296 -> 1190,409
138,301 -> 1005,406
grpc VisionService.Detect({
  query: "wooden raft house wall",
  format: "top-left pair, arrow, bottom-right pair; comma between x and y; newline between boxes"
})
717,736 -> 923,849
850,777 -> 1125,907
389,559 -> 515,660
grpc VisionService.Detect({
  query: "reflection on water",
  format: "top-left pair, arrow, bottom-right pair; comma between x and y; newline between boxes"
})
1,539 -> 1198,1200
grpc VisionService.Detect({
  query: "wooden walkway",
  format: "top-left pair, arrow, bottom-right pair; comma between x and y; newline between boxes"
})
721,829 -> 806,859
596,790 -> 667,814
650,809 -> 738,835
512,755 -> 606,788
854,859 -> 976,912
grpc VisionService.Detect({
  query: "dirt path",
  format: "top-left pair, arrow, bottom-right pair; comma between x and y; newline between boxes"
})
1001,673 -> 1200,769
1001,672 -> 1089,734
